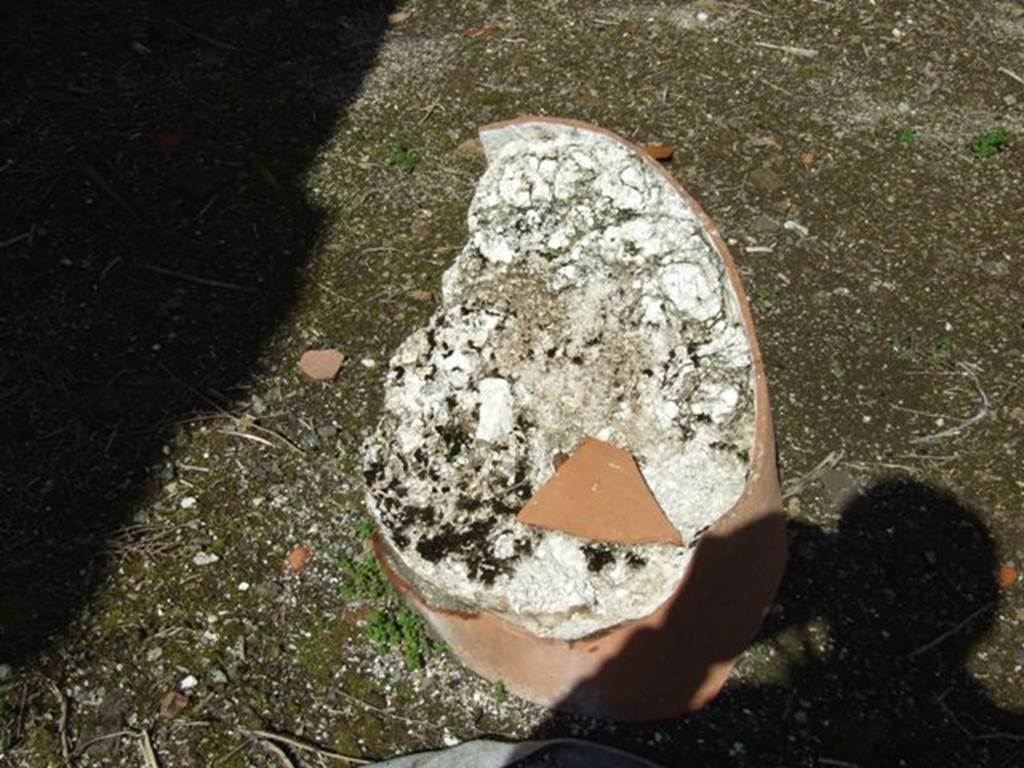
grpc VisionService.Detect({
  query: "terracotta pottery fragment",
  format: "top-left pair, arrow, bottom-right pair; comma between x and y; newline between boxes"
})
518,437 -> 683,546
298,349 -> 344,380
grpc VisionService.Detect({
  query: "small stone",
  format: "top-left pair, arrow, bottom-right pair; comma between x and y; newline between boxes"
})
1005,94 -> 1018,107
387,10 -> 410,25
192,552 -> 220,566
298,349 -> 345,381
284,545 -> 311,574
254,580 -> 283,600
783,220 -> 809,237
179,674 -> 198,691
442,729 -> 459,747
749,214 -> 781,235
454,138 -> 484,161
237,581 -> 250,592
146,647 -> 163,662
361,357 -> 377,368
749,167 -> 784,195
406,288 -> 434,302
316,424 -> 337,439
209,668 -> 229,685
179,496 -> 197,509
160,690 -> 189,719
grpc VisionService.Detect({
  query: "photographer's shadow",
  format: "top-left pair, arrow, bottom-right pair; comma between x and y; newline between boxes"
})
530,478 -> 1024,766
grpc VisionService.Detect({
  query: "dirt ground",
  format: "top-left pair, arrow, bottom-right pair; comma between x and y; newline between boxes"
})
2,1 -> 1023,766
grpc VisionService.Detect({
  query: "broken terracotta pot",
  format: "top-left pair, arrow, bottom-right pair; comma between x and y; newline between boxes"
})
365,117 -> 785,721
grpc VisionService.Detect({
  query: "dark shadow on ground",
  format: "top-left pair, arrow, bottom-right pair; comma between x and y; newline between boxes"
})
529,479 -> 1024,767
0,0 -> 392,663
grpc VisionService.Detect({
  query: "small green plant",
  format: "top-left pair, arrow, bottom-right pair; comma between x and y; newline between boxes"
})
363,607 -> 431,670
865,319 -> 883,335
395,607 -> 430,669
493,679 -> 507,702
387,139 -> 422,171
339,554 -> 387,602
890,329 -> 921,361
340,553 -> 434,669
829,358 -> 846,381
897,128 -> 918,146
365,609 -> 401,651
356,518 -> 376,540
970,128 -> 1009,159
928,336 -> 953,368
752,285 -> 780,307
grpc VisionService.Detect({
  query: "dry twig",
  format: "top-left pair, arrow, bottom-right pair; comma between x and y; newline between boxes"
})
782,449 -> 844,499
137,263 -> 260,294
164,18 -> 240,52
909,363 -> 991,445
47,680 -> 72,765
906,602 -> 993,659
138,729 -> 161,768
243,729 -> 371,765
72,729 -> 136,757
331,689 -> 439,730
217,428 -> 277,449
754,41 -> 818,58
998,66 -> 1024,87
81,163 -> 140,220
936,690 -> 1024,742
0,231 -> 31,249
253,736 -> 297,768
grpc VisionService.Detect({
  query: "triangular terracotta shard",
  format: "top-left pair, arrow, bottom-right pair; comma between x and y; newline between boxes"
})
517,437 -> 684,546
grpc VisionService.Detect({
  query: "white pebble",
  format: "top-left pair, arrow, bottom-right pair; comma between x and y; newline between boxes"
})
179,674 -> 198,691
783,220 -> 809,237
441,729 -> 460,747
179,496 -> 197,509
192,552 -> 220,566
475,377 -> 514,443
